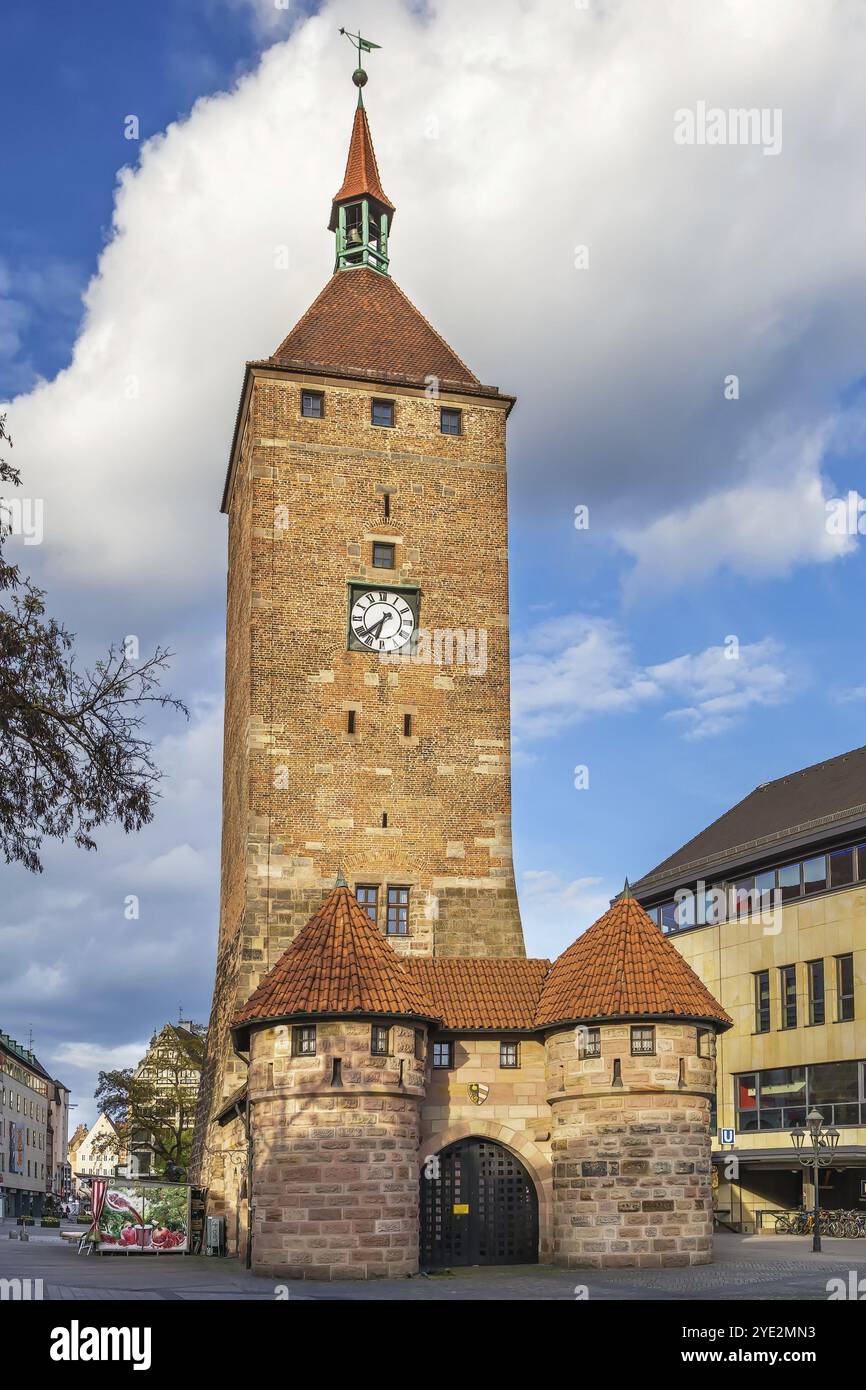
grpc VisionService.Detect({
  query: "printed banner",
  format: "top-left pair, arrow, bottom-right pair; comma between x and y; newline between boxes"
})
96,1182 -> 190,1253
9,1123 -> 24,1175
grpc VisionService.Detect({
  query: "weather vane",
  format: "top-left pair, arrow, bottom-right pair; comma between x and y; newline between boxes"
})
339,27 -> 382,99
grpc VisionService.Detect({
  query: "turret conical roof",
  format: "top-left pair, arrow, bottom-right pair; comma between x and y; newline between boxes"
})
535,893 -> 732,1030
232,884 -> 439,1036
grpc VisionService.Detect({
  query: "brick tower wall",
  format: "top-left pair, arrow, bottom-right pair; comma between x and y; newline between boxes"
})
229,368 -> 523,963
545,1022 -> 716,1270
248,1019 -> 426,1280
193,365 -> 525,1203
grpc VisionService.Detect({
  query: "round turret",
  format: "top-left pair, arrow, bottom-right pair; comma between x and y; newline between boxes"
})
539,888 -> 730,1269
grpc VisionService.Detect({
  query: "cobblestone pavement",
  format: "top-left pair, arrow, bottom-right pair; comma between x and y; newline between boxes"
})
1,1226 -> 865,1301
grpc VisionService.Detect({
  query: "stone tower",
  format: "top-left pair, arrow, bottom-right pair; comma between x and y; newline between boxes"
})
233,881 -> 436,1279
193,67 -> 524,1228
537,888 -> 730,1270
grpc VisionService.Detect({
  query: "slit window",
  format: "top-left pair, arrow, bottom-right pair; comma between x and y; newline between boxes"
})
371,1025 -> 390,1056
440,407 -> 462,435
383,492 -> 391,520
371,399 -> 395,428
346,709 -> 356,734
301,389 -> 324,419
403,713 -> 412,737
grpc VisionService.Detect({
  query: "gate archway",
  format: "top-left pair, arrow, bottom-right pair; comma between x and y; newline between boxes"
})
420,1138 -> 539,1267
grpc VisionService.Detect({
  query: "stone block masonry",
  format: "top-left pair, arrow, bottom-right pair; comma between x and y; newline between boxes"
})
545,1022 -> 716,1269
248,1020 -> 427,1280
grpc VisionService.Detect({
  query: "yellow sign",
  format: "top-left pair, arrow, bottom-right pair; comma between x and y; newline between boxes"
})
453,1203 -> 470,1215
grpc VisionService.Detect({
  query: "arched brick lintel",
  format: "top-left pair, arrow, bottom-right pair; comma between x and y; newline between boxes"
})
419,1121 -> 554,1262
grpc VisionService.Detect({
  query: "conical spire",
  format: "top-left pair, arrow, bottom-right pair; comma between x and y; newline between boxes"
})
328,93 -> 395,275
232,884 -> 439,1034
536,893 -> 732,1029
329,103 -> 395,229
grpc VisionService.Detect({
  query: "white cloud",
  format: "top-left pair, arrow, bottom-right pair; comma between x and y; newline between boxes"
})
6,0 -> 866,598
650,637 -> 790,739
0,962 -> 67,1004
512,618 -> 791,742
50,1041 -> 147,1073
519,869 -> 612,960
616,425 -> 857,591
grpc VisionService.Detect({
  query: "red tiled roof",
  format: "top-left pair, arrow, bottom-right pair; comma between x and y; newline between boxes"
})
271,266 -> 480,387
232,885 -> 438,1028
535,893 -> 732,1029
232,888 -> 730,1038
329,102 -> 395,229
406,958 -> 551,1031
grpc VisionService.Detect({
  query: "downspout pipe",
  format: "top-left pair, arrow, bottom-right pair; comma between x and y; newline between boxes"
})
231,1038 -> 253,1270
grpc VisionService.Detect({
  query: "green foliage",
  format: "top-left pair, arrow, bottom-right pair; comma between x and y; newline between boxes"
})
0,412 -> 187,872
94,1023 -> 206,1173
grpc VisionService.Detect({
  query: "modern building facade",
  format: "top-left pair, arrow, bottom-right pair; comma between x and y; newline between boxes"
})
0,1031 -> 68,1217
192,59 -> 730,1277
633,746 -> 866,1230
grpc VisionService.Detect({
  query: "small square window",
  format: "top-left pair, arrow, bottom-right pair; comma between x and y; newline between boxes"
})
292,1025 -> 316,1057
499,1041 -> 519,1069
372,542 -> 395,569
301,390 -> 324,419
630,1026 -> 655,1056
371,399 -> 395,428
386,885 -> 409,935
371,1025 -> 390,1056
432,1041 -> 453,1069
440,407 -> 462,435
355,885 -> 378,923
578,1027 -> 601,1059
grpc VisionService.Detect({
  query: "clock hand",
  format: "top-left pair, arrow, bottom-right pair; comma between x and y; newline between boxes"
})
367,615 -> 388,640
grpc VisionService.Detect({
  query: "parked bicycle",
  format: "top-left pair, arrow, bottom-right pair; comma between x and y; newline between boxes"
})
775,1207 -> 866,1237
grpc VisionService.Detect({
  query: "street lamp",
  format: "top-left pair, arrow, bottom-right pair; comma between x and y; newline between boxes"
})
790,1108 -> 840,1252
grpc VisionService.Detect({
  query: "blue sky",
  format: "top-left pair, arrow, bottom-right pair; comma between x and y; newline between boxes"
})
3,0 -> 866,1120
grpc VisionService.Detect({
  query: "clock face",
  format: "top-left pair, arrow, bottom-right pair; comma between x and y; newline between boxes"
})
349,588 -> 417,653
